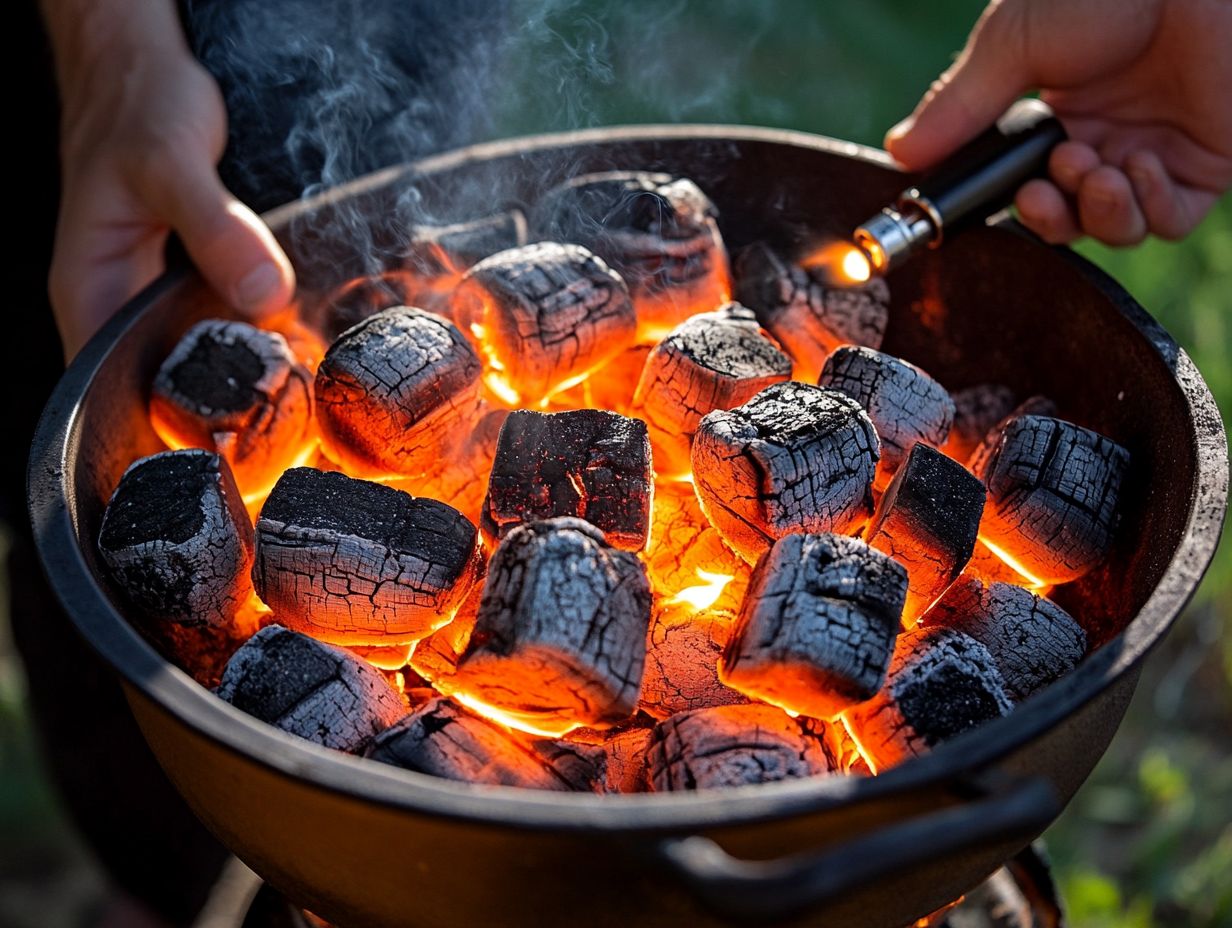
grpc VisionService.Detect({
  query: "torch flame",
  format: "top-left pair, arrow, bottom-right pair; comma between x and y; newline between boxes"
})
668,568 -> 734,611
801,242 -> 873,286
840,247 -> 872,283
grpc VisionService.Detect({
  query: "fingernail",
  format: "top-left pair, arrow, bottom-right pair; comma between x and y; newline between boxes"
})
886,115 -> 916,143
235,263 -> 282,313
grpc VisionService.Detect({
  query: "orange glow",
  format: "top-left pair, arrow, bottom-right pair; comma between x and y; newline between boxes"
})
668,568 -> 734,611
483,371 -> 522,406
801,242 -> 874,286
450,693 -> 583,738
977,536 -> 1048,590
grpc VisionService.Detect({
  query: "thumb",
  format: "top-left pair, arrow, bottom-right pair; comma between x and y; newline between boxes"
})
885,1 -> 1034,170
140,156 -> 295,318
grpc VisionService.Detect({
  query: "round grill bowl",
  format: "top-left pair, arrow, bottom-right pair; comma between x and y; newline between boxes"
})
29,127 -> 1228,928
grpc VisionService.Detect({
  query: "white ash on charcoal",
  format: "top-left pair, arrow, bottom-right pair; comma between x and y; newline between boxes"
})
733,242 -> 890,383
921,577 -> 1086,702
646,704 -> 839,792
583,344 -> 653,415
216,625 -> 404,753
944,383 -> 1018,462
691,381 -> 880,563
631,304 -> 792,477
252,468 -> 482,646
481,409 -> 652,551
444,518 -> 652,733
640,604 -> 749,720
969,414 -> 1130,584
647,480 -> 750,614
365,698 -> 600,791
531,171 -> 730,340
452,242 -> 637,402
843,626 -> 1013,773
314,307 -> 483,478
150,320 -> 314,495
99,449 -> 254,629
719,533 -> 908,719
405,210 -> 528,275
865,443 -> 987,625
819,346 -> 955,488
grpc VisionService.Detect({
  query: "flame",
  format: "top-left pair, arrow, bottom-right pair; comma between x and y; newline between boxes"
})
801,242 -> 873,286
483,371 -> 522,406
450,693 -> 583,739
668,568 -> 734,611
977,536 -> 1048,590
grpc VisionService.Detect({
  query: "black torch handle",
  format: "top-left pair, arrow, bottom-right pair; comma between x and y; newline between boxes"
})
909,98 -> 1066,231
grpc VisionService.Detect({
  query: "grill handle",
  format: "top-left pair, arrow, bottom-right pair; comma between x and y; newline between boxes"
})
656,770 -> 1058,923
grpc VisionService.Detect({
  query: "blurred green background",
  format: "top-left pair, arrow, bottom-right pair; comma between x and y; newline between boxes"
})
2,2 -> 1228,926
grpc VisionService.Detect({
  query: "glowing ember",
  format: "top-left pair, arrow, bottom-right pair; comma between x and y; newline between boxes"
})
451,692 -> 583,739
668,568 -> 734,611
977,535 -> 1049,590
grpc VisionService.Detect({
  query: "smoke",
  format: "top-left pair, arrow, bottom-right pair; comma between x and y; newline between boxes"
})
183,0 -> 812,277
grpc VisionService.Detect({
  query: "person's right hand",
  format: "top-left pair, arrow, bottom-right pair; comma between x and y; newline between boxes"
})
885,0 -> 1232,246
46,0 -> 295,359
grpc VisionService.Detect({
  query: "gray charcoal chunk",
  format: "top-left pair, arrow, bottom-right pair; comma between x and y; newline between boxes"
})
734,242 -> 890,383
315,307 -> 482,478
151,320 -> 314,493
922,576 -> 1087,701
216,625 -> 404,753
691,381 -> 880,563
819,346 -> 954,485
866,443 -> 986,623
646,704 -> 838,791
452,242 -> 637,400
843,626 -> 1012,772
253,468 -> 481,645
969,414 -> 1129,584
632,304 -> 792,476
445,518 -> 652,731
531,171 -> 730,337
98,449 -> 253,628
720,533 -> 907,719
366,698 -> 598,790
482,409 -> 652,551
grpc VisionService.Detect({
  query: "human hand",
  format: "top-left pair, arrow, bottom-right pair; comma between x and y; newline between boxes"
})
884,0 -> 1232,246
46,0 -> 295,359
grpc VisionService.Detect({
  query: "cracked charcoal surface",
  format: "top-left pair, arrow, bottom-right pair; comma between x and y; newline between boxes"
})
365,698 -> 597,790
970,414 -> 1130,584
691,381 -> 880,563
446,517 -> 652,729
646,704 -> 838,791
945,384 -> 1018,462
866,443 -> 986,624
530,172 -> 729,337
819,346 -> 954,486
720,533 -> 907,719
216,625 -> 404,753
315,307 -> 482,478
99,450 -> 253,628
253,468 -> 481,645
640,606 -> 749,720
844,626 -> 1012,772
595,723 -> 654,793
632,304 -> 792,476
452,242 -> 637,400
482,409 -> 652,551
733,242 -> 890,383
406,210 -> 528,274
151,320 -> 314,493
922,577 -> 1087,702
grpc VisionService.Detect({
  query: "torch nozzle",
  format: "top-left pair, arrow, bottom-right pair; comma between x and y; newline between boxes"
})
852,99 -> 1066,277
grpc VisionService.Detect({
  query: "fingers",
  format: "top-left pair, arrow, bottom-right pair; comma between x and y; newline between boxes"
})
1076,166 -> 1148,246
886,1 -> 1033,169
1125,149 -> 1198,241
1048,142 -> 1101,196
133,154 -> 295,319
1015,179 -> 1081,244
